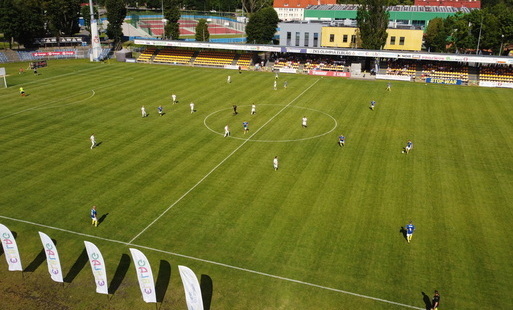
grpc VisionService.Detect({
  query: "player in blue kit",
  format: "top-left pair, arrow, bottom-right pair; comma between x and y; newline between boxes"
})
243,121 -> 249,134
406,221 -> 415,243
405,140 -> 413,154
370,100 -> 376,111
338,135 -> 345,147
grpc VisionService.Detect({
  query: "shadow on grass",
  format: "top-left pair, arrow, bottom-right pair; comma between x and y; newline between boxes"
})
98,213 -> 109,226
108,253 -> 131,295
64,248 -> 88,283
24,238 -> 57,272
155,260 -> 171,303
399,227 -> 407,242
201,274 -> 213,310
421,292 -> 432,310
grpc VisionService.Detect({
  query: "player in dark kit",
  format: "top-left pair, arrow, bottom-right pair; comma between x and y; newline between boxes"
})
431,290 -> 440,310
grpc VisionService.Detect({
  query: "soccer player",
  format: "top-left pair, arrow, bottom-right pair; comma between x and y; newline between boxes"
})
90,206 -> 98,227
275,72 -> 279,80
141,106 -> 147,117
405,140 -> 413,154
90,134 -> 96,149
406,221 -> 415,243
157,105 -> 163,116
251,104 -> 256,115
19,87 -> 25,96
233,105 -> 238,115
370,100 -> 376,111
386,82 -> 391,91
431,290 -> 440,310
273,156 -> 279,171
227,75 -> 231,83
190,102 -> 195,113
273,80 -> 277,90
243,121 -> 249,134
171,94 -> 177,104
339,135 -> 345,147
284,81 -> 288,89
224,125 -> 230,137
302,116 -> 308,128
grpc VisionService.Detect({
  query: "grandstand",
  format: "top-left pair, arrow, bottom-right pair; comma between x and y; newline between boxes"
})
0,52 -> 8,63
193,51 -> 237,67
479,65 -> 513,83
236,53 -> 253,67
383,59 -> 418,78
136,47 -> 157,62
153,49 -> 195,65
134,18 -> 244,38
421,61 -> 469,82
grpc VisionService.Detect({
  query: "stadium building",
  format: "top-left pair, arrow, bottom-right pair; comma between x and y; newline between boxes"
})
304,4 -> 476,29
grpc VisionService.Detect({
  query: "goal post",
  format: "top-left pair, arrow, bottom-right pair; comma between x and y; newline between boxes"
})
0,67 -> 7,88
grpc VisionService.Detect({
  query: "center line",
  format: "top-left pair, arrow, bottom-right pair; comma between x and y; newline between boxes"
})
128,78 -> 321,243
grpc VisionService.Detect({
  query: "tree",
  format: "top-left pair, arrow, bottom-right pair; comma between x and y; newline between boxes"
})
195,18 -> 209,42
44,0 -> 81,37
164,2 -> 180,40
0,0 -> 45,48
245,7 -> 279,44
424,18 -> 448,52
356,0 -> 389,50
241,0 -> 272,14
0,0 -> 19,48
105,0 -> 127,50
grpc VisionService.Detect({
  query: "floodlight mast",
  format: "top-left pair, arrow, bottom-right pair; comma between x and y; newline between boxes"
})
89,0 -> 102,61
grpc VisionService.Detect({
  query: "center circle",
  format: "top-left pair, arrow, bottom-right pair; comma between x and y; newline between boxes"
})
203,104 -> 338,142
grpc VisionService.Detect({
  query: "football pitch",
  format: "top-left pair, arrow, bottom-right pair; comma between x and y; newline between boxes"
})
0,59 -> 512,309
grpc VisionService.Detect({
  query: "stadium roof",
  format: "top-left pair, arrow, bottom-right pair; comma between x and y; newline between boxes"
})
134,39 -> 513,65
274,0 -> 336,8
305,4 -> 475,13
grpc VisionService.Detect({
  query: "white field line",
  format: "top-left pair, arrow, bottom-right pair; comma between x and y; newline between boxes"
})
0,215 -> 422,309
0,90 -> 96,120
0,65 -> 106,93
0,76 -> 136,120
128,78 -> 322,244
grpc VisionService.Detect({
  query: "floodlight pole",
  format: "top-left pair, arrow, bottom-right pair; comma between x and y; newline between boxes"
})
475,14 -> 484,55
89,0 -> 101,61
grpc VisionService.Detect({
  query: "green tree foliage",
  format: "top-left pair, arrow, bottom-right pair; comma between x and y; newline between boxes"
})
145,0 -> 161,9
195,18 -> 209,42
241,0 -> 272,14
105,0 -> 127,50
356,0 -> 389,49
245,7 -> 279,44
164,2 -> 180,39
0,0 -> 45,48
44,0 -> 81,37
424,17 -> 448,52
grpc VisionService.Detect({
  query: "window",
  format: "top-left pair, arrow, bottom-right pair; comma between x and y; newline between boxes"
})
351,35 -> 356,44
295,32 -> 300,46
390,36 -> 396,45
399,37 -> 405,45
329,34 -> 335,43
313,33 -> 319,47
343,35 -> 348,43
286,32 -> 291,46
304,32 -> 309,47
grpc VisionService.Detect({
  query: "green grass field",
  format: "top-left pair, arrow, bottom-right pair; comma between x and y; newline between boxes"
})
0,59 -> 512,309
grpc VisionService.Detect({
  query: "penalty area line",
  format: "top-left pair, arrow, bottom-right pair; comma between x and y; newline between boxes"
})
128,78 -> 322,244
0,214 -> 422,309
